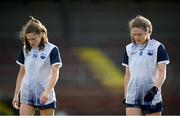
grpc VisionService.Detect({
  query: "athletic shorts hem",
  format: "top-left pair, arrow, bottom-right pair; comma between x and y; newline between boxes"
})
21,101 -> 56,110
125,102 -> 163,114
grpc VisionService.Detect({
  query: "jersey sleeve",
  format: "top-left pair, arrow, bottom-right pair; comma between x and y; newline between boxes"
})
50,47 -> 62,68
122,49 -> 129,67
16,48 -> 25,66
157,44 -> 170,64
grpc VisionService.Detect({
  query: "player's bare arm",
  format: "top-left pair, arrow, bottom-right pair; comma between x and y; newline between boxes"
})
40,64 -> 60,104
155,63 -> 167,89
124,66 -> 130,99
12,66 -> 25,109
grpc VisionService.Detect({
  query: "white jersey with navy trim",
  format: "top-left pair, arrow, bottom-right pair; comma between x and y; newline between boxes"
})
16,42 -> 62,106
122,39 -> 169,105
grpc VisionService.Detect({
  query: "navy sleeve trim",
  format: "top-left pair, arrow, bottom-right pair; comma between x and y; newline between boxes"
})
122,49 -> 128,66
157,44 -> 169,63
16,48 -> 25,66
50,47 -> 62,67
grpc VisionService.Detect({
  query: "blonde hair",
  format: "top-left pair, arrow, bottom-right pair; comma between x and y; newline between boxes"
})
129,15 -> 152,43
20,16 -> 48,53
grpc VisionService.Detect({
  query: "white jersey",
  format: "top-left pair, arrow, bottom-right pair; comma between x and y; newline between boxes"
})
122,39 -> 169,105
16,42 -> 62,106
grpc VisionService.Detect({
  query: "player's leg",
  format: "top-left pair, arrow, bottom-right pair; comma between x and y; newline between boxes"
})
146,112 -> 161,116
126,107 -> 142,115
40,109 -> 55,116
20,103 -> 35,115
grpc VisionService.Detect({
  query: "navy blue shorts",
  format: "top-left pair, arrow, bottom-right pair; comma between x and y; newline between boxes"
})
126,102 -> 163,114
30,101 -> 56,110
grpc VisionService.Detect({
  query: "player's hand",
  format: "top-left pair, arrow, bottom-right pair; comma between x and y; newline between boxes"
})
144,86 -> 158,102
12,95 -> 20,109
40,91 -> 50,104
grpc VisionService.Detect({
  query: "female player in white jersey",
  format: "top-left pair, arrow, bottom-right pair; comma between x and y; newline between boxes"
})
122,15 -> 169,115
12,16 -> 62,115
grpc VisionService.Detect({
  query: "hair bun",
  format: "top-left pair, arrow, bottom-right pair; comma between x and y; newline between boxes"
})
29,16 -> 35,20
29,16 -> 39,23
